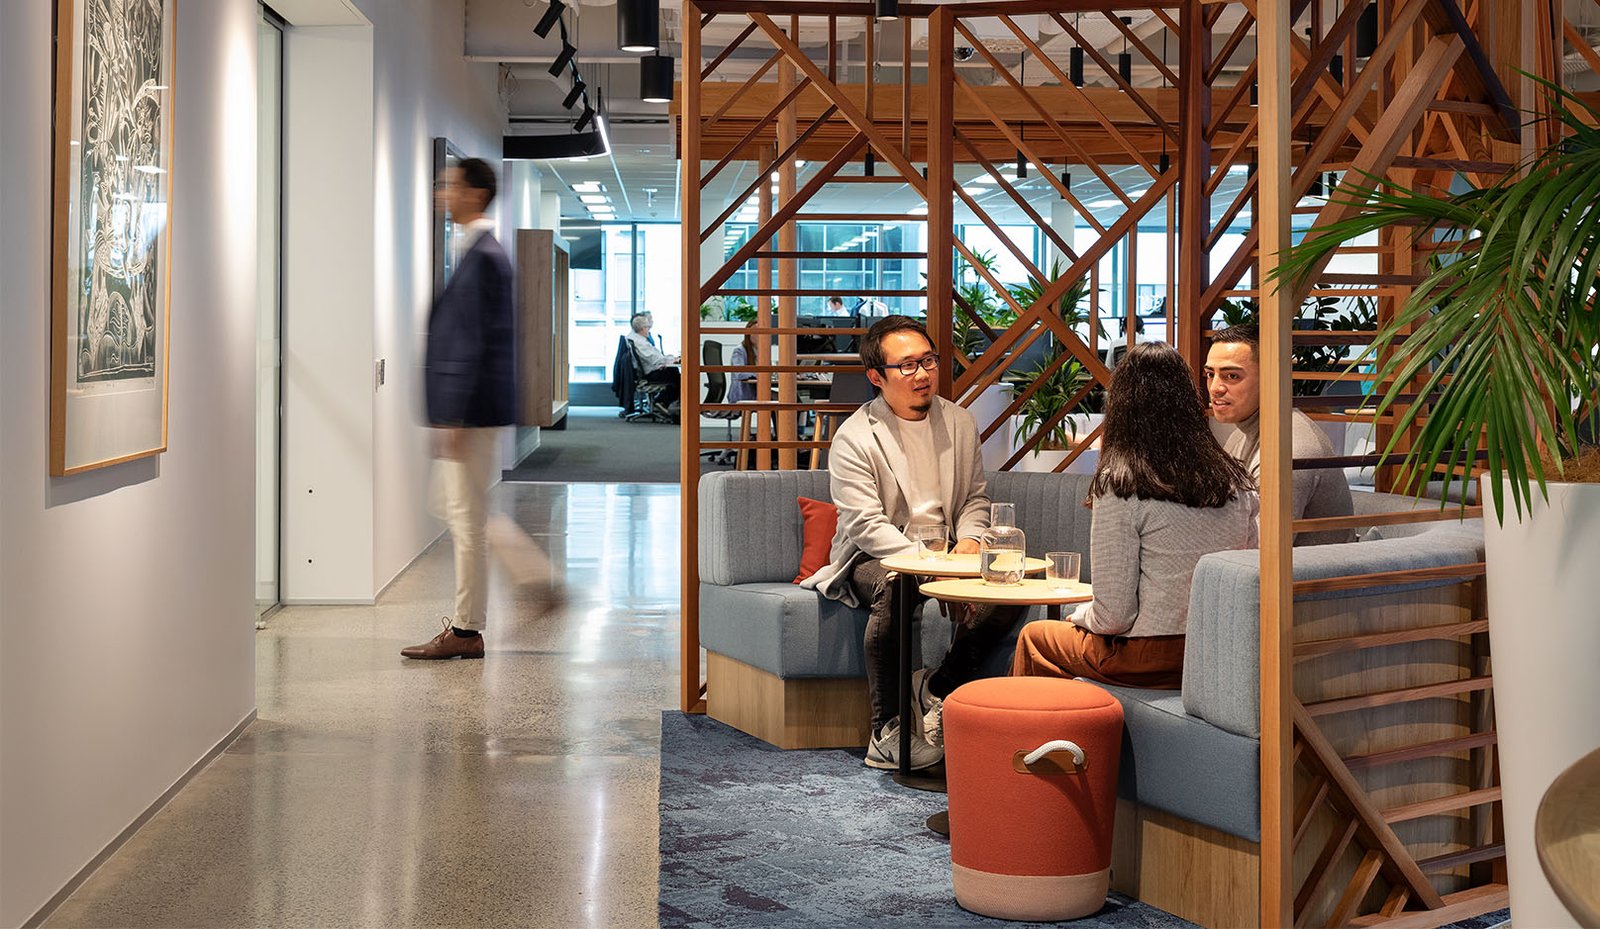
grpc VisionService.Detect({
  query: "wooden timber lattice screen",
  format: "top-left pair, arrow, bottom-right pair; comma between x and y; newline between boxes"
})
675,1 -> 1557,925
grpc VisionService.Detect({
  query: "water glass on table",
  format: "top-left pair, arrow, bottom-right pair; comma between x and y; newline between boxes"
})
911,524 -> 950,560
1046,551 -> 1082,592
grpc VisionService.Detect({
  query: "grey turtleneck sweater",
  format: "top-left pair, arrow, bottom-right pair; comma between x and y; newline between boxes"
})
1211,410 -> 1356,545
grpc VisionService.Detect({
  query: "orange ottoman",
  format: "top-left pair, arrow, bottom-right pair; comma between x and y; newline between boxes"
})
943,677 -> 1124,922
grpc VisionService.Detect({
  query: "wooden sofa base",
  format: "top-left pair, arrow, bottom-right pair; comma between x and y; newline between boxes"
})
1111,799 -> 1261,929
706,652 -> 872,749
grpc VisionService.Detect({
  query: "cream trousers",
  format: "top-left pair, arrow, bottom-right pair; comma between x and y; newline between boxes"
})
430,427 -> 551,631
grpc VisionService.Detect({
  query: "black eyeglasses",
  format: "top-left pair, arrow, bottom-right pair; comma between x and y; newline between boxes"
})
878,354 -> 939,377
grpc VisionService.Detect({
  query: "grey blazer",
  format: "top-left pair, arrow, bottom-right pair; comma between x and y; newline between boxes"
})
800,395 -> 991,607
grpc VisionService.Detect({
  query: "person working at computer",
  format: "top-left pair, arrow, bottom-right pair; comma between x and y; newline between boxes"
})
799,315 -> 1026,772
627,311 -> 681,414
826,296 -> 849,316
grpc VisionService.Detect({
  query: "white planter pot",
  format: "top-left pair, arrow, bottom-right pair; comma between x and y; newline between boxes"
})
1482,477 -> 1600,928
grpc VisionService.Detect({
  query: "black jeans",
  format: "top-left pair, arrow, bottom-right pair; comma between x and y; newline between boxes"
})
849,558 -> 1026,730
643,366 -> 680,408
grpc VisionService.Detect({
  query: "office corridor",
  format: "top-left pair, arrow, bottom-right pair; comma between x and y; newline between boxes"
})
43,483 -> 680,929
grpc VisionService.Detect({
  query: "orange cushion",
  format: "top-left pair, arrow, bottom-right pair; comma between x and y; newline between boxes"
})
793,497 -> 839,584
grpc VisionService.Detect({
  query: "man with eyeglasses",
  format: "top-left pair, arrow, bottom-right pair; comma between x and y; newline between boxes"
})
800,315 -> 1025,771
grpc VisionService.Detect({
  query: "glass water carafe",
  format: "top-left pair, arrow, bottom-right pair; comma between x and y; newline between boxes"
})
980,502 -> 1026,586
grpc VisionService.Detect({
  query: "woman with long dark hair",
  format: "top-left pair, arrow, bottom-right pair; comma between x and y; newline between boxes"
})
1011,342 -> 1258,688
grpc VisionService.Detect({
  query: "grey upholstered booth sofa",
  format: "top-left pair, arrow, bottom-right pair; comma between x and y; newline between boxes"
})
697,468 -> 1094,749
697,469 -> 1485,924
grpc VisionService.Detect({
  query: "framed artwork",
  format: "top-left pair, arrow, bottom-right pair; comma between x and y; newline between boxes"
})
51,0 -> 176,475
432,137 -> 465,299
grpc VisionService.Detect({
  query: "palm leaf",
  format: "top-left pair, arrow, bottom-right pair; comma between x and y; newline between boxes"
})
1277,83 -> 1600,523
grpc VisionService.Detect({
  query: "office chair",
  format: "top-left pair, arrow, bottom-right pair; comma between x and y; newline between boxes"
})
810,369 -> 874,470
700,340 -> 739,466
624,337 -> 673,423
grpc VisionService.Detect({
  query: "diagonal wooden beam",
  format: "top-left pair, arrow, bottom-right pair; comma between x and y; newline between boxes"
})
1421,0 -> 1519,140
955,132 -> 1079,262
999,17 -> 1160,176
1206,11 -> 1255,85
700,20 -> 759,81
1106,12 -> 1179,86
1295,702 -> 1446,910
700,78 -> 819,187
701,133 -> 868,298
704,50 -> 783,132
1051,13 -> 1179,142
699,103 -> 837,241
748,13 -> 928,199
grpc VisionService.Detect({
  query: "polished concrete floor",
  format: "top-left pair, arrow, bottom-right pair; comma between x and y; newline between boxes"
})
45,482 -> 681,929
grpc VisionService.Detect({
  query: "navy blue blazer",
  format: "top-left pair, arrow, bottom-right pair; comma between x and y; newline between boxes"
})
425,232 -> 518,427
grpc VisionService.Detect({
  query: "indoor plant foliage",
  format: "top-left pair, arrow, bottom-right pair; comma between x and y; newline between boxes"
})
1008,352 -> 1094,452
1280,83 -> 1600,521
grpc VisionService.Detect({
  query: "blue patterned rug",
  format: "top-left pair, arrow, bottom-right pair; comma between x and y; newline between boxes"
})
658,711 -> 1193,928
657,712 -> 1513,929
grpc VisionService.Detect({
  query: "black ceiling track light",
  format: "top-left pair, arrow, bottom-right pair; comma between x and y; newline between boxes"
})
640,54 -> 674,104
876,0 -> 899,22
618,0 -> 659,53
1356,1 -> 1379,58
563,75 -> 586,109
533,0 -> 565,39
548,40 -> 577,77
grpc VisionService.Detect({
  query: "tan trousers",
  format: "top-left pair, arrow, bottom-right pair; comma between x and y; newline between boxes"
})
432,427 -> 552,632
1010,620 -> 1186,690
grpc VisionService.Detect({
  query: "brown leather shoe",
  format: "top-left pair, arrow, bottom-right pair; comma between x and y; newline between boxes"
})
401,620 -> 485,660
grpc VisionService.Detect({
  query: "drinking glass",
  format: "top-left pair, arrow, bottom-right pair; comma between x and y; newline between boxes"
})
1046,552 -> 1082,591
912,525 -> 949,560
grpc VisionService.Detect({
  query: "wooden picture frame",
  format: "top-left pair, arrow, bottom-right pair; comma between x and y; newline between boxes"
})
51,0 -> 177,475
432,137 -> 465,300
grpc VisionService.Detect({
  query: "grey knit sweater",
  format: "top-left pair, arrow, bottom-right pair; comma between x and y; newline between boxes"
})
1072,491 -> 1260,638
1211,410 -> 1356,545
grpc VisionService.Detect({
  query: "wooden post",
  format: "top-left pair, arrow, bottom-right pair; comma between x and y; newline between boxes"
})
757,144 -> 776,471
926,6 -> 955,396
1256,0 -> 1295,925
1177,0 -> 1212,379
777,22 -> 799,469
679,0 -> 705,715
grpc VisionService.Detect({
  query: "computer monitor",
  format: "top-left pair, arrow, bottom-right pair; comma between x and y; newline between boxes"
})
796,314 -> 860,354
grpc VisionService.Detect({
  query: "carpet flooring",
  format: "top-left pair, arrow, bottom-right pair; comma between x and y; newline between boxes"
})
504,406 -> 741,484
658,711 -> 1193,929
658,712 -> 1513,929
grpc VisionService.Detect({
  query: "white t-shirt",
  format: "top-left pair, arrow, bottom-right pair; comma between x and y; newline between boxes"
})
892,414 -> 946,531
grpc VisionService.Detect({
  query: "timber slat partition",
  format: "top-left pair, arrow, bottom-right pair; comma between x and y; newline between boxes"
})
677,1 -> 1540,924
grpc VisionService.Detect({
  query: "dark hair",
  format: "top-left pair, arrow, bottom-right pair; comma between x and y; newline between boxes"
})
859,315 -> 932,372
1089,342 -> 1254,508
828,296 -> 845,306
1209,324 -> 1258,356
457,157 -> 498,207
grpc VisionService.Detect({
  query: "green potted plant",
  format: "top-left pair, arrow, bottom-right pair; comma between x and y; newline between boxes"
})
1280,84 -> 1600,928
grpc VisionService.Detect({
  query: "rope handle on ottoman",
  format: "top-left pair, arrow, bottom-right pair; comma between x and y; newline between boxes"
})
1012,739 -> 1087,776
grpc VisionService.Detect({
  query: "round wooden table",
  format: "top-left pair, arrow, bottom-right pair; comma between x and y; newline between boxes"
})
1536,744 -> 1600,927
877,552 -> 1049,791
916,577 -> 1094,837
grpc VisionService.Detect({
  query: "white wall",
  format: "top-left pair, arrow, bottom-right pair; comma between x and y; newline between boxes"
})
0,1 -> 260,925
280,0 -> 506,601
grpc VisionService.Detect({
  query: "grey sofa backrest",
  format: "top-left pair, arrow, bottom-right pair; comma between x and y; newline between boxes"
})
697,469 -> 1098,588
1181,497 -> 1485,740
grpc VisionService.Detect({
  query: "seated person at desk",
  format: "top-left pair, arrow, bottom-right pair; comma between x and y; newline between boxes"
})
728,324 -> 757,403
826,295 -> 848,316
1204,324 -> 1355,544
627,311 -> 681,412
1012,343 -> 1259,689
800,315 -> 1026,771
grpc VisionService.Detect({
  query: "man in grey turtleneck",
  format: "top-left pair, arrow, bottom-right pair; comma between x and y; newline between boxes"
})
1204,325 -> 1355,545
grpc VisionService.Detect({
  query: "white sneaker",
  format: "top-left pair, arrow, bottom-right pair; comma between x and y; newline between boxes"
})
864,719 -> 944,771
912,668 -> 946,748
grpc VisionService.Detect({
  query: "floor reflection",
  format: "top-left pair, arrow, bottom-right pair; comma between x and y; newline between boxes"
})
44,482 -> 680,929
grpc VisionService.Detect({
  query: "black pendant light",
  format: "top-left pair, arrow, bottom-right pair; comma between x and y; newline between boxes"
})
1060,170 -> 1071,189
1069,14 -> 1084,87
1117,16 -> 1132,83
1356,2 -> 1379,58
876,0 -> 898,22
864,149 -> 875,177
1330,54 -> 1343,83
1159,153 -> 1170,174
618,0 -> 659,53
1016,150 -> 1027,179
640,54 -> 674,103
